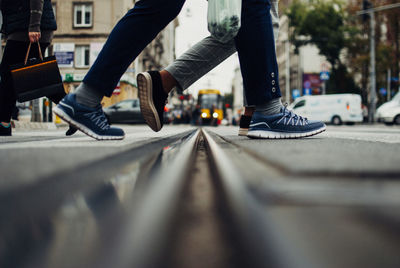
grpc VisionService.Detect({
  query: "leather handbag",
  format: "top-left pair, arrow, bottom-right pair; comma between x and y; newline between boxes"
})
10,42 -> 65,102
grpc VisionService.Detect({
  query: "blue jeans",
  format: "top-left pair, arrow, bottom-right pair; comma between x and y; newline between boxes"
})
83,0 -> 186,96
84,0 -> 281,105
235,0 -> 281,105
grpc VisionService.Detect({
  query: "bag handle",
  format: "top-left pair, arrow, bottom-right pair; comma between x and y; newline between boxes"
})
24,42 -> 44,65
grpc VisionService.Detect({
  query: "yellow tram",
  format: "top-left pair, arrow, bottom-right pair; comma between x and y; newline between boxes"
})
197,89 -> 224,125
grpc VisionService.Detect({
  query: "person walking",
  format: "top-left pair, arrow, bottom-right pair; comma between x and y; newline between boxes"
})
138,0 -> 280,136
0,0 -> 75,136
54,0 -> 325,140
137,0 -> 326,138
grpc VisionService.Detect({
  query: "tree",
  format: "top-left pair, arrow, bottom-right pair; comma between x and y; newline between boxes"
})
286,0 -> 360,94
346,0 -> 400,105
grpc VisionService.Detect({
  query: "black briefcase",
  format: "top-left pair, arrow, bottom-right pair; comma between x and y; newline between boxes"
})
10,42 -> 65,102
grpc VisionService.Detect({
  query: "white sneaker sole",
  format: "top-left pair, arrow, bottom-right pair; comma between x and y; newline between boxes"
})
137,72 -> 161,132
247,126 -> 326,139
53,106 -> 125,141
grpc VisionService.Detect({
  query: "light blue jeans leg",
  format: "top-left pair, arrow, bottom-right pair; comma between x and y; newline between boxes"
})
164,36 -> 236,92
165,0 -> 279,107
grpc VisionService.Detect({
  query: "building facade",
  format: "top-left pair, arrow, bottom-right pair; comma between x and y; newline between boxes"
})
276,15 -> 329,104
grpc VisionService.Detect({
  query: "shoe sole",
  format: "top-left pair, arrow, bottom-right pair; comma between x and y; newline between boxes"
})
247,126 -> 326,139
137,72 -> 161,132
53,106 -> 125,141
238,128 -> 248,136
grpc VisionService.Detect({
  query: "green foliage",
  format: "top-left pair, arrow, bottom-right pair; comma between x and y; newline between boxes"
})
286,0 -> 360,94
326,64 -> 360,94
286,0 -> 349,68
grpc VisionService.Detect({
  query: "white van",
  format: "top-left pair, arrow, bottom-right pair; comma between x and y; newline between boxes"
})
376,92 -> 400,125
289,94 -> 363,125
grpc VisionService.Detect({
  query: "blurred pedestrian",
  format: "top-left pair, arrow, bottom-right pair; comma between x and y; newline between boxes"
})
362,104 -> 368,123
191,104 -> 201,126
0,0 -> 75,136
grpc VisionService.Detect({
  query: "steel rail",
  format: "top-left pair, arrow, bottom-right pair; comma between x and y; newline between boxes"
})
0,130 -> 196,268
202,129 -> 320,268
93,129 -> 201,268
203,129 -> 400,268
201,129 -> 275,267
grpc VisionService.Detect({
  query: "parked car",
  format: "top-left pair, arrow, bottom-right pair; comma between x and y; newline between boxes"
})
376,92 -> 400,125
104,99 -> 145,124
289,94 -> 363,125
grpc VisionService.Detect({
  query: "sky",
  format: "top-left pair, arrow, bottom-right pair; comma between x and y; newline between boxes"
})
174,0 -> 240,97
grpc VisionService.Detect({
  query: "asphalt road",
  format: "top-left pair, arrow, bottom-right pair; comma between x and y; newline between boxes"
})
1,124 -> 399,191
1,123 -> 400,268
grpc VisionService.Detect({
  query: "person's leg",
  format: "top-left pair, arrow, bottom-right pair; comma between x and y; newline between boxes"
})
0,41 -> 28,128
164,36 -> 236,93
236,0 -> 325,138
81,0 -> 186,98
55,0 -> 185,139
235,0 -> 281,108
137,35 -> 236,132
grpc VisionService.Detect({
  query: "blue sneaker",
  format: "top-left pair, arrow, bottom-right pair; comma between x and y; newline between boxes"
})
53,94 -> 125,140
247,106 -> 326,139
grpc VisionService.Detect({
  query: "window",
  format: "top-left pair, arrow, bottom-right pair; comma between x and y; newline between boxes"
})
74,4 -> 93,28
75,45 -> 90,68
293,100 -> 306,109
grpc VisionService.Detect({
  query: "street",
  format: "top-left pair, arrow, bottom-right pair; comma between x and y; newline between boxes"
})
1,124 -> 400,268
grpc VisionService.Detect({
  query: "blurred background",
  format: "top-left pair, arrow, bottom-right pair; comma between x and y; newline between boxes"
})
2,0 -> 399,126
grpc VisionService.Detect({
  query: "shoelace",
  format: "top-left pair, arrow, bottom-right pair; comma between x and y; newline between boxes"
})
277,104 -> 309,126
87,109 -> 110,130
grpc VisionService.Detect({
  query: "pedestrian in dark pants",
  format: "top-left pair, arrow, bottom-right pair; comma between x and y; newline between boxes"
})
191,105 -> 201,126
55,0 -> 325,140
0,0 -> 75,136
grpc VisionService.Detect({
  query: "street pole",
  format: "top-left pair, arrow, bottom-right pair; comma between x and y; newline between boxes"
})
285,39 -> 290,104
356,3 -> 400,123
322,81 -> 326,95
387,68 -> 391,101
369,11 -> 376,123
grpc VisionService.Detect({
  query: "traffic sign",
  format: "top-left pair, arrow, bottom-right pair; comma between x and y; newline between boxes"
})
292,89 -> 300,99
320,71 -> 330,81
303,88 -> 312,96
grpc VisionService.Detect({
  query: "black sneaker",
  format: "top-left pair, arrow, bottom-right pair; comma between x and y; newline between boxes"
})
137,71 -> 168,132
0,123 -> 12,136
238,115 -> 252,136
53,94 -> 125,140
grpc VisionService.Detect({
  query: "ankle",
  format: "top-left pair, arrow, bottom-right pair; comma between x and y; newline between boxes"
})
243,106 -> 255,117
255,98 -> 283,116
159,70 -> 177,94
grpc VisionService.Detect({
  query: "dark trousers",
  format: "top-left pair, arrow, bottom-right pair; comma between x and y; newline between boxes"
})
235,0 -> 281,105
84,0 -> 186,96
0,40 -> 65,122
83,0 -> 281,105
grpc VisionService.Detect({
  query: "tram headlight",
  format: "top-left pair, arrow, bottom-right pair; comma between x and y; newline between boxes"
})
201,112 -> 208,118
213,112 -> 219,118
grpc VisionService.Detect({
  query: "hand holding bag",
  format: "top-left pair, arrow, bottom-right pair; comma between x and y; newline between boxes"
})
10,42 -> 65,102
207,0 -> 242,43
